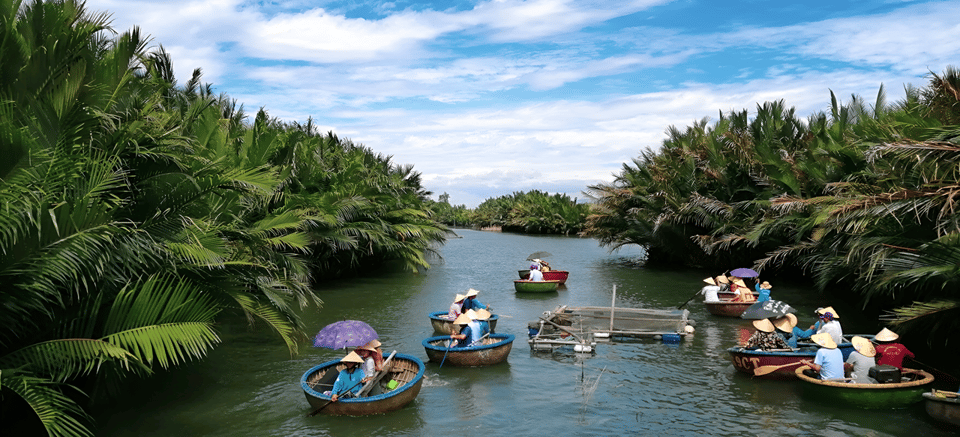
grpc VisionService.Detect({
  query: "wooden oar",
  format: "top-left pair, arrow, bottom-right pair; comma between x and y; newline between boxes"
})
677,288 -> 703,309
753,362 -> 805,377
468,332 -> 491,347
439,338 -> 455,368
933,389 -> 960,398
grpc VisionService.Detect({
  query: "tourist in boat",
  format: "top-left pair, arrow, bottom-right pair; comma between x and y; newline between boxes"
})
461,288 -> 488,311
475,308 -> 493,336
465,310 -> 485,346
731,279 -> 755,303
873,327 -> 915,370
744,318 -> 790,351
449,313 -> 475,347
844,336 -> 877,384
800,333 -> 844,380
329,351 -> 366,402
775,313 -> 813,348
528,263 -> 545,281
533,258 -> 551,272
448,293 -> 466,319
357,339 -> 383,376
754,281 -> 772,302
700,277 -> 722,303
814,307 -> 844,346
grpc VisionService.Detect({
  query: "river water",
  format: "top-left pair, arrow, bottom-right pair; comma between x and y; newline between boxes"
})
95,229 -> 957,436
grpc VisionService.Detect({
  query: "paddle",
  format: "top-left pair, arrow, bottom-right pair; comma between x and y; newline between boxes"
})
677,288 -> 703,309
357,350 -> 397,397
468,332 -> 491,347
307,379 -> 365,417
753,362 -> 804,377
440,338 -> 455,368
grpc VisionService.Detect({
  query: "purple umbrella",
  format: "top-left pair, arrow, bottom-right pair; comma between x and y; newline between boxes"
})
313,320 -> 378,349
729,267 -> 759,278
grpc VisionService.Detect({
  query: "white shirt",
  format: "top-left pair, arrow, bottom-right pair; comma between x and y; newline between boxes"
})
362,357 -> 376,378
701,285 -> 721,302
529,269 -> 544,281
817,320 -> 844,346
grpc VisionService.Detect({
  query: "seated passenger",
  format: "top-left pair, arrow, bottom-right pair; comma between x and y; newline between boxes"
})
815,307 -> 844,346
528,264 -> 545,281
801,333 -> 844,380
329,351 -> 366,402
475,308 -> 493,336
744,318 -> 790,351
844,336 -> 877,383
461,288 -> 488,311
873,328 -> 915,370
449,314 -> 474,347
448,293 -> 466,319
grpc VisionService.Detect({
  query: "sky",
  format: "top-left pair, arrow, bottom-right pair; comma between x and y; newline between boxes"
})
85,0 -> 960,207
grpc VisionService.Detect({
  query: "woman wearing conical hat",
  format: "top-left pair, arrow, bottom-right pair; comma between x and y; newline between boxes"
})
461,288 -> 488,312
814,307 -> 844,346
873,328 -> 915,370
800,333 -> 844,380
744,318 -> 790,351
754,280 -> 772,303
449,313 -> 475,347
700,277 -> 722,303
330,351 -> 366,402
448,293 -> 466,319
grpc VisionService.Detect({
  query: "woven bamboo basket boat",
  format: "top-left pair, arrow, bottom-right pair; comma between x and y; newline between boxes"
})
422,333 -> 515,367
300,352 -> 424,416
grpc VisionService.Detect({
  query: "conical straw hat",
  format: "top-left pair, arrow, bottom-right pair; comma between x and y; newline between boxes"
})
811,332 -> 837,349
773,314 -> 797,333
340,351 -> 364,364
465,309 -> 479,320
851,336 -> 876,357
875,327 -> 899,342
816,306 -> 839,319
716,276 -> 729,284
476,309 -> 492,320
465,288 -> 480,297
752,318 -> 775,333
360,339 -> 380,351
453,293 -> 466,303
453,314 -> 472,325
703,277 -> 716,285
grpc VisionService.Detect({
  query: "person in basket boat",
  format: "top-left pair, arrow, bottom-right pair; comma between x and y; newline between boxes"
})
329,351 -> 366,402
774,313 -> 813,348
700,276 -> 722,303
813,306 -> 844,346
844,336 -> 877,384
754,281 -> 772,303
464,310 -> 485,346
475,308 -> 493,337
873,328 -> 915,370
449,313 -> 475,347
801,333 -> 844,380
744,318 -> 790,351
730,278 -> 755,303
356,339 -> 383,379
528,263 -> 545,281
532,258 -> 551,272
448,293 -> 466,319
461,288 -> 488,311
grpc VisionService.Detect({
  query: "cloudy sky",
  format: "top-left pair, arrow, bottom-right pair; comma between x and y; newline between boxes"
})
86,0 -> 959,207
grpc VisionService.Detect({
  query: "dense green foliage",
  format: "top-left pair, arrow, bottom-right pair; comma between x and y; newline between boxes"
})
585,69 -> 960,344
469,190 -> 589,234
0,1 -> 446,435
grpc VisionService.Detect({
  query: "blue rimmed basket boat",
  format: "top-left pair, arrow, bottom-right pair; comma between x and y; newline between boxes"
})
727,335 -> 873,379
301,353 -> 425,416
429,311 -> 499,334
422,333 -> 515,367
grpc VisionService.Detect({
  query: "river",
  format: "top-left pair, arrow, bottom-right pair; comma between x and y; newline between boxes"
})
94,229 -> 957,436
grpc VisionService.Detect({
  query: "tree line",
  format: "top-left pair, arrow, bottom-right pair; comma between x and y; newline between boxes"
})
430,190 -> 590,235
582,68 -> 960,349
0,1 -> 446,435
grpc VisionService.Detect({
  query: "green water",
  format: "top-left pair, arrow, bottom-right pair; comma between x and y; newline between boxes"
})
93,229 -> 957,436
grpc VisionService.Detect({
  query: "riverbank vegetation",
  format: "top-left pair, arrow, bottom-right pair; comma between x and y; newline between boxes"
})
429,190 -> 589,235
584,69 -> 960,347
0,1 -> 445,435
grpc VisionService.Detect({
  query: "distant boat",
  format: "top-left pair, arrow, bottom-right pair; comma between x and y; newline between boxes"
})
518,269 -> 570,284
428,310 -> 499,334
514,279 -> 561,293
300,352 -> 425,416
923,390 -> 960,426
422,333 -> 515,367
795,366 -> 934,409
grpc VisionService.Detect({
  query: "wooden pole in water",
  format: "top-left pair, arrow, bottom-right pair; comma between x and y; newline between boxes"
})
609,284 -> 616,332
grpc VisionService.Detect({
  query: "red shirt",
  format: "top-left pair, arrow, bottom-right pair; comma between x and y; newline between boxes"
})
874,342 -> 914,369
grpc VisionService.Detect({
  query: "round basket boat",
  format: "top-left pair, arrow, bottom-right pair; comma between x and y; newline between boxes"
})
422,333 -> 515,367
513,280 -> 561,293
923,390 -> 960,426
300,353 -> 425,416
795,366 -> 934,409
705,301 -> 753,317
429,311 -> 499,334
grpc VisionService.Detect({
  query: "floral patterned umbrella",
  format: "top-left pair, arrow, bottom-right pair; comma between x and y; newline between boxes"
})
312,320 -> 378,349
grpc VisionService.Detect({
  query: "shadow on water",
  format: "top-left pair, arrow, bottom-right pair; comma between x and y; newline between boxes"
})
93,230 -> 958,436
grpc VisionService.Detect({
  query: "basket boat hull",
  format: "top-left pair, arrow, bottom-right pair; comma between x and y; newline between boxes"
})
422,334 -> 515,367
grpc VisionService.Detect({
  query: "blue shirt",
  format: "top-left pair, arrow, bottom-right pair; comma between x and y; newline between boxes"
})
331,367 -> 364,397
814,347 -> 844,380
455,325 -> 473,347
754,283 -> 770,302
462,297 -> 486,311
478,320 -> 491,336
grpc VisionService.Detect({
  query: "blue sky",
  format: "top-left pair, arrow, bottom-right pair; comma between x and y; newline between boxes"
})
87,0 -> 960,207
